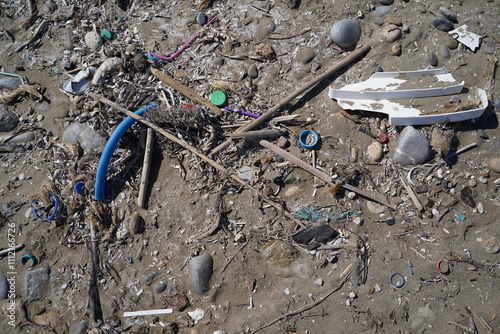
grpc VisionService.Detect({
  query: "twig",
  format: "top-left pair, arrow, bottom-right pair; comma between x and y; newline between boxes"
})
259,140 -> 395,210
15,19 -> 48,53
0,244 -> 25,259
251,271 -> 351,334
90,94 -> 300,223
88,217 -> 103,322
465,306 -> 494,333
220,239 -> 250,273
229,129 -> 284,139
151,68 -> 222,116
210,44 -> 372,156
268,28 -> 311,40
137,128 -> 154,209
447,321 -> 476,333
399,174 -> 424,212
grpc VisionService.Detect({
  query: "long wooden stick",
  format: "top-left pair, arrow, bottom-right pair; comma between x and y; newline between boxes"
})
259,140 -> 395,210
137,128 -> 154,208
210,44 -> 371,155
90,94 -> 300,223
399,174 -> 424,212
151,68 -> 222,116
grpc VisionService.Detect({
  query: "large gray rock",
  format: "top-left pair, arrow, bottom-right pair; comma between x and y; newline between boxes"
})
432,16 -> 453,31
189,253 -> 213,296
62,123 -> 105,153
0,272 -> 8,299
330,19 -> 361,48
0,108 -> 19,132
392,126 -> 430,165
25,268 -> 50,301
0,77 -> 21,89
254,18 -> 276,42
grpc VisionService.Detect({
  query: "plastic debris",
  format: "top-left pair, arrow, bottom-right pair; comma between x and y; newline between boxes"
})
449,25 -> 482,52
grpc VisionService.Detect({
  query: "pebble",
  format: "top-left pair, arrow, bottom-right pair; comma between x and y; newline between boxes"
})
384,26 -> 402,42
196,12 -> 208,26
72,323 -> 88,334
375,65 -> 384,72
314,277 -> 324,286
482,46 -> 495,54
367,141 -> 383,162
84,31 -> 103,50
347,191 -> 356,199
392,126 -> 430,165
373,6 -> 390,15
0,107 -> 19,132
469,179 -> 477,187
296,47 -> 316,64
439,6 -> 457,22
3,131 -> 35,144
386,16 -> 402,26
37,114 -> 44,121
213,58 -> 224,68
153,281 -> 167,294
284,186 -> 303,197
349,291 -> 357,299
449,95 -> 460,104
432,16 -> 453,31
444,36 -> 459,50
378,0 -> 393,4
248,64 -> 258,79
392,43 -> 402,56
478,176 -> 488,184
478,129 -> 489,139
438,44 -> 451,58
25,268 -> 50,302
104,316 -> 121,327
483,236 -> 500,254
330,19 -> 361,48
353,217 -> 364,226
367,201 -> 385,214
254,18 -> 276,42
0,76 -> 21,89
477,202 -> 484,214
0,272 -> 8,299
428,52 -> 438,67
167,293 -> 190,311
487,157 -> 500,173
189,253 -> 213,296
494,99 -> 500,110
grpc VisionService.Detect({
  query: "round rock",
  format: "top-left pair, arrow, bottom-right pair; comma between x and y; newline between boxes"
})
386,16 -> 402,26
432,16 -> 453,32
330,19 -> 361,48
254,18 -> 276,42
0,107 -> 19,132
378,0 -> 394,4
438,44 -> 450,58
488,157 -> 500,173
248,64 -> 258,79
392,43 -> 402,56
428,52 -> 438,67
189,253 -> 213,296
444,36 -> 459,50
196,12 -> 208,26
84,31 -> 103,50
373,6 -> 390,15
367,141 -> 383,162
384,26 -> 402,42
296,47 -> 316,64
153,281 -> 167,294
439,6 -> 457,22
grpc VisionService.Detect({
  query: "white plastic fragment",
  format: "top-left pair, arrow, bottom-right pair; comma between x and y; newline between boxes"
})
187,308 -> 205,324
123,308 -> 173,317
449,25 -> 482,52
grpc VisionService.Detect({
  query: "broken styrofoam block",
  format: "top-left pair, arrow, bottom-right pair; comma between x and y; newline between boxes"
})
328,69 -> 464,100
449,25 -> 482,52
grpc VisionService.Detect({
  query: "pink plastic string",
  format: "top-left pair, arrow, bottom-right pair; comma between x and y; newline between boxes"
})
149,16 -> 218,61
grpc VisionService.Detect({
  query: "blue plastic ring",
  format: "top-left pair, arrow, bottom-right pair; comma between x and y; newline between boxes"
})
32,192 -> 59,221
74,181 -> 85,195
390,273 -> 405,288
20,254 -> 38,266
298,130 -> 319,149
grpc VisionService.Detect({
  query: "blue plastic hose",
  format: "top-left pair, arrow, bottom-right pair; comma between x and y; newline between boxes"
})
94,104 -> 157,200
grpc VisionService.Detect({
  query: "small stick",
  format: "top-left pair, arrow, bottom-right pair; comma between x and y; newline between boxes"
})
447,321 -> 476,333
88,219 -> 103,322
465,306 -> 494,333
137,128 -> 154,209
229,129 -> 284,139
399,174 -> 424,212
268,28 -> 311,40
251,271 -> 351,334
210,44 -> 372,156
220,239 -> 250,273
151,68 -> 222,116
0,244 -> 25,259
15,19 -> 48,53
259,140 -> 395,209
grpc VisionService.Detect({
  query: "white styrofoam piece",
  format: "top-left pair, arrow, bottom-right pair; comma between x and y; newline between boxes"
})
335,87 -> 488,126
328,69 -> 464,100
449,25 -> 482,52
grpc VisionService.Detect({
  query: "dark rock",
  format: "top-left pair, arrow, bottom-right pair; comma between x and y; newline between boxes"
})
25,268 -> 50,302
482,46 -> 495,54
254,18 -> 276,42
0,272 -> 8,299
282,0 -> 300,9
329,19 -> 361,48
478,129 -> 489,139
438,44 -> 451,58
375,65 -> 384,72
296,47 -> 315,64
166,293 -> 190,311
415,185 -> 428,193
133,54 -> 149,72
460,186 -> 476,207
439,6 -> 457,22
248,64 -> 258,79
432,16 -> 453,31
378,0 -> 393,5
196,12 -> 207,26
292,225 -> 339,246
392,126 -> 430,165
373,6 -> 390,15
105,316 -> 121,327
189,253 -> 213,296
0,108 -> 19,132
0,77 -> 21,89
153,281 -> 167,294
428,52 -> 438,67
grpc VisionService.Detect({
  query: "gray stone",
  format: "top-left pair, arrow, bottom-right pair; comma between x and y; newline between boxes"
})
378,0 -> 393,4
469,179 -> 477,187
296,47 -> 315,64
488,157 -> 500,173
444,36 -> 459,49
392,126 -> 430,165
482,46 -> 495,54
373,6 -> 390,15
330,19 -> 361,48
0,108 -> 19,132
0,272 -> 8,299
449,95 -> 461,104
375,65 -> 384,72
439,6 -> 457,22
494,99 -> 500,110
196,12 -> 207,26
189,253 -> 213,296
432,16 -> 453,31
3,131 -> 35,144
254,18 -> 276,42
62,123 -> 105,153
478,129 -> 489,140
428,52 -> 438,67
72,323 -> 88,334
0,77 -> 21,89
25,268 -> 50,302
153,281 -> 167,294
248,64 -> 258,79
438,44 -> 451,58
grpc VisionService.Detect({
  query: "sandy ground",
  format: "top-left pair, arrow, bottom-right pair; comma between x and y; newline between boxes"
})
0,0 -> 499,333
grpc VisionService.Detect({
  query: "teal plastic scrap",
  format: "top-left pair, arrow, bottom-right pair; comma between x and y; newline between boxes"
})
295,206 -> 323,222
456,214 -> 466,221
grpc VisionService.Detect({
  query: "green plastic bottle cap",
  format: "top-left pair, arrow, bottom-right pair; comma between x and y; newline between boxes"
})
210,90 -> 227,106
100,29 -> 113,39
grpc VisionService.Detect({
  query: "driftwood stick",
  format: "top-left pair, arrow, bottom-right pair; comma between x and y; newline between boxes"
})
88,219 -> 103,322
151,68 -> 222,116
137,128 -> 154,208
0,244 -> 24,259
399,174 -> 424,212
259,140 -> 395,209
15,19 -> 48,53
229,129 -> 284,139
90,94 -> 300,222
210,44 -> 371,155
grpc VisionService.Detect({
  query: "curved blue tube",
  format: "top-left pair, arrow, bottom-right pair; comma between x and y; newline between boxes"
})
94,104 -> 157,200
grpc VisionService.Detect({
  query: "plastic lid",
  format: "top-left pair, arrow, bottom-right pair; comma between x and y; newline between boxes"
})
298,130 -> 319,149
210,90 -> 227,106
100,29 -> 113,39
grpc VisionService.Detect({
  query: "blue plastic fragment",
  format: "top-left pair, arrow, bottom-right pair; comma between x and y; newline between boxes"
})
456,214 -> 466,221
147,53 -> 159,61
